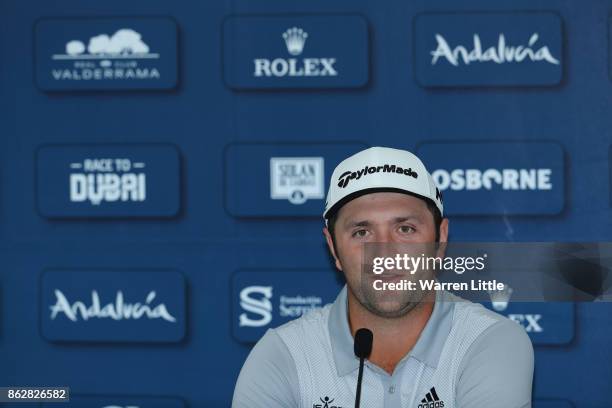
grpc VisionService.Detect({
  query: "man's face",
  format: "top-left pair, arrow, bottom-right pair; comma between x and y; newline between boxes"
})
324,192 -> 448,318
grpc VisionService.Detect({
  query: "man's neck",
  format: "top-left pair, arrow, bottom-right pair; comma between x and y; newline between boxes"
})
347,291 -> 435,375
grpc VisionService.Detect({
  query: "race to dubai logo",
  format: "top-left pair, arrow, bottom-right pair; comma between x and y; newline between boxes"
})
69,157 -> 146,205
430,32 -> 560,66
253,26 -> 338,77
270,157 -> 325,205
50,28 -> 160,81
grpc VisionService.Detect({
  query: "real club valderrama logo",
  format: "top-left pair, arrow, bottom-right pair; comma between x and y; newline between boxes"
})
254,26 -> 338,77
49,28 -> 161,82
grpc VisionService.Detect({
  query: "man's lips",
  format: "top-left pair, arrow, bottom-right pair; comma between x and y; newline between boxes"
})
367,273 -> 407,281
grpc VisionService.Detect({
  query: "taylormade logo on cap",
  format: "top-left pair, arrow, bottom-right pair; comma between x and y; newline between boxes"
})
337,164 -> 418,188
324,146 -> 443,221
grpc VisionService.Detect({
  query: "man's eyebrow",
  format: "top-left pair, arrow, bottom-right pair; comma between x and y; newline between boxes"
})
343,215 -> 422,229
393,216 -> 422,223
343,220 -> 371,229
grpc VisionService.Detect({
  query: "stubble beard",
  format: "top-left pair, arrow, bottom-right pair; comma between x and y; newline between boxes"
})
347,274 -> 430,319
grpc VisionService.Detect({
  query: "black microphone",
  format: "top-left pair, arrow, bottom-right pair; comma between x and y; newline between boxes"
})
354,328 -> 373,408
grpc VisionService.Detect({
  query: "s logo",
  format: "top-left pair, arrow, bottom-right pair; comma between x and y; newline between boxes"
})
239,286 -> 273,327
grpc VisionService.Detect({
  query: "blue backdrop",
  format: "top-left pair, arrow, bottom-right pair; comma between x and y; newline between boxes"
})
1,0 -> 611,406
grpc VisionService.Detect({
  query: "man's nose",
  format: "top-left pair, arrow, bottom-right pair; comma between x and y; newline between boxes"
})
373,228 -> 408,261
376,228 -> 396,244
365,229 -> 398,269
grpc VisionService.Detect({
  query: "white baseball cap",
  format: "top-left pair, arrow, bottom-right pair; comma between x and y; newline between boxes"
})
323,146 -> 443,225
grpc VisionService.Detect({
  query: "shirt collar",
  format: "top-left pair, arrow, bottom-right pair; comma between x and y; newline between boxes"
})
327,285 -> 454,377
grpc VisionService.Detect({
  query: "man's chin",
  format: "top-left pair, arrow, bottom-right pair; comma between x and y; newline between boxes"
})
364,299 -> 419,319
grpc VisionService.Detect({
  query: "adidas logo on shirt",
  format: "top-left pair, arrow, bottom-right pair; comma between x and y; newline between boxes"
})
417,387 -> 445,408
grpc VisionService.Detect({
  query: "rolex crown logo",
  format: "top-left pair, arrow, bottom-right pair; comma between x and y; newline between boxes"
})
282,27 -> 308,56
487,283 -> 513,312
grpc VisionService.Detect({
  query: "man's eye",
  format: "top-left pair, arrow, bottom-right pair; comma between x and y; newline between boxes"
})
352,229 -> 368,238
399,225 -> 415,234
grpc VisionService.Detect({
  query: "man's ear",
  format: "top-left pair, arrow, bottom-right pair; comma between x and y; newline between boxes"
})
439,218 -> 449,243
323,226 -> 343,271
436,218 -> 449,259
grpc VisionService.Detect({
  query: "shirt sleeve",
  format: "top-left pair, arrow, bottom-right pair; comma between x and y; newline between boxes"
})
455,318 -> 535,408
232,329 -> 300,408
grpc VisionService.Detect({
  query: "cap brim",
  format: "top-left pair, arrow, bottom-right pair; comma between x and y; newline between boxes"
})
324,187 -> 439,221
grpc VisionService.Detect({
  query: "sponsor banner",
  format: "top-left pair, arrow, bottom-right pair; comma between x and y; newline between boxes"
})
232,269 -> 343,343
416,142 -> 564,215
36,144 -> 180,218
35,17 -> 178,91
482,295 -> 574,345
42,395 -> 185,408
414,12 -> 563,87
223,15 -> 369,89
224,142 -> 367,217
40,269 -> 186,343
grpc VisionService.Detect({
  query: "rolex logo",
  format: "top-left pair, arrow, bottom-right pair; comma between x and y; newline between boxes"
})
487,283 -> 513,312
282,27 -> 308,56
253,26 -> 337,78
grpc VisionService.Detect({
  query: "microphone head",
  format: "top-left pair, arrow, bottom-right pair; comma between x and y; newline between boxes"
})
354,328 -> 373,359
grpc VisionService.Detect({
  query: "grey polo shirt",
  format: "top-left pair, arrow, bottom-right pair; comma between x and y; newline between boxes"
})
233,286 -> 534,407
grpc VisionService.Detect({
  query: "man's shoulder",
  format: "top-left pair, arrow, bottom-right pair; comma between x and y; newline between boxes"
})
233,329 -> 300,407
444,290 -> 510,325
451,295 -> 534,406
445,290 -> 532,349
243,303 -> 332,376
442,290 -> 531,348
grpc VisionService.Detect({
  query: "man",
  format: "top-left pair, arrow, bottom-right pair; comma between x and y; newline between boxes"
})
233,146 -> 534,407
